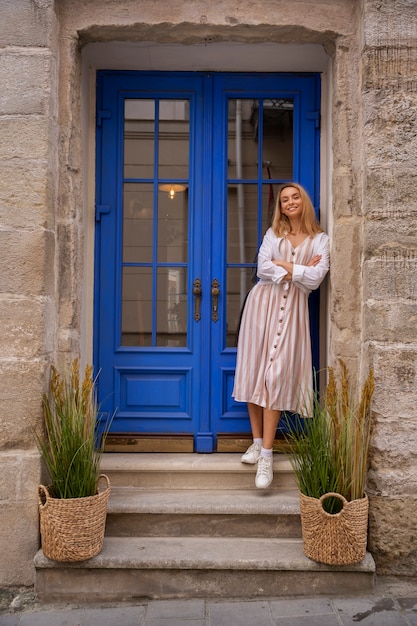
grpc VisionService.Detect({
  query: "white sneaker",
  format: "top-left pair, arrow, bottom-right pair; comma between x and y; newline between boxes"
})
241,442 -> 262,464
255,456 -> 273,489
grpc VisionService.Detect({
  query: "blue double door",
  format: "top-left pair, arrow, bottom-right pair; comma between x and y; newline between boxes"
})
95,71 -> 321,452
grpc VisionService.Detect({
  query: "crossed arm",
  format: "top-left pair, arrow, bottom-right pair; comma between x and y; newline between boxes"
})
272,254 -> 322,281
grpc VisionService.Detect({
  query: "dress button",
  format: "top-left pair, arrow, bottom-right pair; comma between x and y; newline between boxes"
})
277,332 -> 281,336
292,251 -> 295,256
274,344 -> 277,348
280,306 -> 284,310
279,319 -> 283,323
283,295 -> 287,299
270,358 -> 273,362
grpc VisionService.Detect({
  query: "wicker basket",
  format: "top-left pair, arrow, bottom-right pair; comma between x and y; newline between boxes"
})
38,474 -> 110,562
299,491 -> 369,565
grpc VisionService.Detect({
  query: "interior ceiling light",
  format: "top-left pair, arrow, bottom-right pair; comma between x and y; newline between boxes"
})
159,184 -> 187,200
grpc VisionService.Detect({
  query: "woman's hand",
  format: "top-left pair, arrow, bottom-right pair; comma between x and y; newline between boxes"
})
272,259 -> 293,281
306,254 -> 322,267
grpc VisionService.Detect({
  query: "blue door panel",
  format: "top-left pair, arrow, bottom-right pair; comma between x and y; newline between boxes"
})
95,72 -> 206,440
95,71 -> 321,449
114,367 -> 193,431
209,73 -> 321,441
120,369 -> 191,412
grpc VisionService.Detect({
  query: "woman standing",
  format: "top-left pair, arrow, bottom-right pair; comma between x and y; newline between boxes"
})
232,183 -> 330,489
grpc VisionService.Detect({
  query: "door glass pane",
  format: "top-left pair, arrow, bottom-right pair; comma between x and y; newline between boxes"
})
227,182 -> 278,264
262,182 -> 279,233
227,183 -> 258,264
121,267 -> 152,347
121,98 -> 190,349
228,98 -> 294,180
262,98 -> 294,180
123,183 -> 154,263
158,188 -> 188,263
228,99 -> 258,180
226,97 -> 294,350
124,100 -> 154,179
158,100 -> 189,179
157,267 -> 187,347
226,268 -> 257,348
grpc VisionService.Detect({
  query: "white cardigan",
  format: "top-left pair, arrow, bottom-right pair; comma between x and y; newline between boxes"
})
256,229 -> 330,295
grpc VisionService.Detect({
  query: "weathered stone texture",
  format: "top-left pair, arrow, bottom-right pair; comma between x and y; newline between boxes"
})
331,221 -> 362,318
363,0 -> 417,47
368,496 -> 417,576
0,117 -> 50,161
60,0 -> 354,44
363,45 -> 417,92
365,219 -> 417,257
0,501 -> 39,586
364,301 -> 417,343
0,450 -> 41,586
368,422 -> 417,496
0,51 -> 52,116
0,450 -> 41,502
327,18 -> 364,384
367,340 -> 417,570
0,0 -> 58,588
364,257 -> 417,301
54,222 -> 83,349
0,229 -> 55,297
0,162 -> 53,229
363,167 -> 417,219
364,228 -> 417,348
0,297 -> 52,359
0,360 -> 46,448
368,464 -> 417,498
371,345 -> 417,418
328,219 -> 362,369
361,0 -> 417,577
362,91 -> 417,170
0,0 -> 55,47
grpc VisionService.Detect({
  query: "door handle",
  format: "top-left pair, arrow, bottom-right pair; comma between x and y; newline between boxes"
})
193,278 -> 202,322
211,279 -> 220,322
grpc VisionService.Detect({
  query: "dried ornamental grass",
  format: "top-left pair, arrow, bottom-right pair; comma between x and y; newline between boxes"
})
325,363 -> 375,503
37,359 -> 109,499
286,362 -> 374,514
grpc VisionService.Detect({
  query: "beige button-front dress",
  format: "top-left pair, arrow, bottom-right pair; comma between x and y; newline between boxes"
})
232,228 -> 330,416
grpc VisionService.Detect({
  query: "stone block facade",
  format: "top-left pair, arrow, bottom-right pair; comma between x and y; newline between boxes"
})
0,0 -> 416,586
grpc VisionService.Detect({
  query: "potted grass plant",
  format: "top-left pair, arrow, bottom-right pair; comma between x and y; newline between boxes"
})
285,361 -> 374,565
36,359 -> 111,562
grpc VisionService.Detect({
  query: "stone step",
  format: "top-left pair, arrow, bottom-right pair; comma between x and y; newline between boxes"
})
34,536 -> 376,602
100,452 -> 297,490
106,487 -> 302,538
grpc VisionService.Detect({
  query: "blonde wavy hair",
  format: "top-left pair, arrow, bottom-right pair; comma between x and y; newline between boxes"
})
271,182 -> 323,238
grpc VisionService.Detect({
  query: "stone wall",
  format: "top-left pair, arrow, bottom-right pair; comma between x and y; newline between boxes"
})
361,0 -> 417,575
0,0 -> 416,587
0,0 -> 59,585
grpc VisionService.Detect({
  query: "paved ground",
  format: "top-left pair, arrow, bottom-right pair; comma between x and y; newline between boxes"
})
1,577 -> 417,625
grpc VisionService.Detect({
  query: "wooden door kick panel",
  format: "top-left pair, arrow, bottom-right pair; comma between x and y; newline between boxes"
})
104,434 -> 194,453
217,434 -> 291,454
104,433 -> 289,453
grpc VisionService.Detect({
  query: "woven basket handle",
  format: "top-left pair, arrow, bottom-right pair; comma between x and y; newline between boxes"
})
319,492 -> 348,510
38,484 -> 51,508
97,474 -> 110,493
